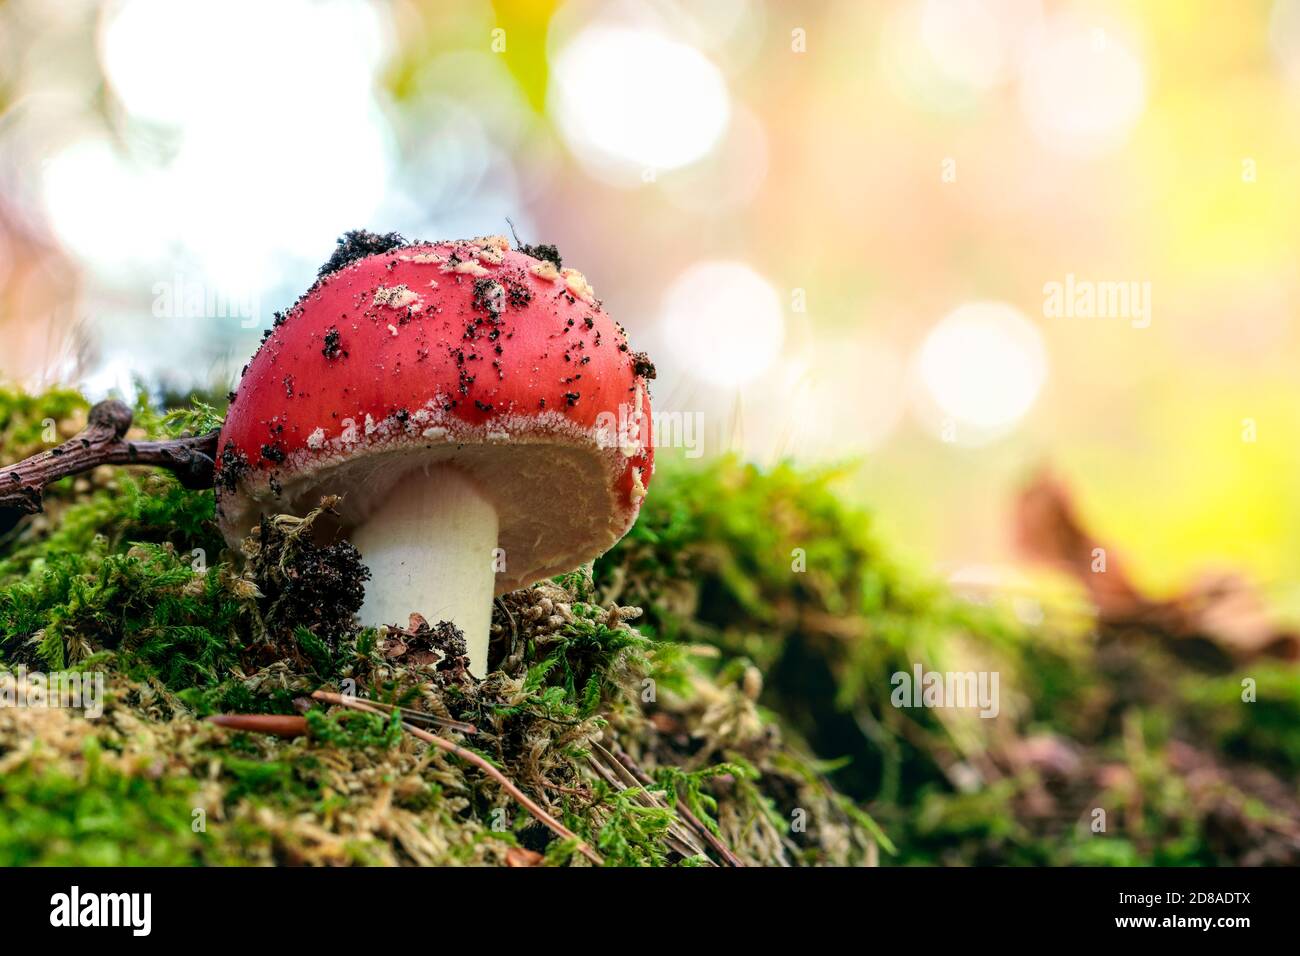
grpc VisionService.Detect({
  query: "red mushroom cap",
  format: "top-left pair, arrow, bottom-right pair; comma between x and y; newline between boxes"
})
216,234 -> 654,592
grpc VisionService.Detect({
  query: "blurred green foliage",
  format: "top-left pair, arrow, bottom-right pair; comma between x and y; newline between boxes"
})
603,454 -> 1300,865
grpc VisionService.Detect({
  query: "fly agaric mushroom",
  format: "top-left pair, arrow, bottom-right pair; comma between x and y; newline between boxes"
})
215,232 -> 654,676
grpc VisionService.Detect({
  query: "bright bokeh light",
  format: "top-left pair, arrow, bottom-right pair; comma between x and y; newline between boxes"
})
549,25 -> 730,175
914,302 -> 1047,438
40,137 -> 170,273
1019,18 -> 1146,157
79,352 -> 140,401
99,0 -> 225,126
660,103 -> 768,214
169,105 -> 391,289
77,0 -> 394,292
100,0 -> 386,127
882,0 -> 1043,111
920,0 -> 1042,91
658,261 -> 783,388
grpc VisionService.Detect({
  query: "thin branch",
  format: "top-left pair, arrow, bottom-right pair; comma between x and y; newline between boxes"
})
312,689 -> 603,866
207,714 -> 310,738
0,399 -> 218,514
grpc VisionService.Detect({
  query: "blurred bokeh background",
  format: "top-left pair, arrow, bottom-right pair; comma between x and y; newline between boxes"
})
1,0 -> 1297,610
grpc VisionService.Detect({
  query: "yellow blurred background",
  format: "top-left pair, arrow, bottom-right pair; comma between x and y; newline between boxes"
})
1,0 -> 1297,610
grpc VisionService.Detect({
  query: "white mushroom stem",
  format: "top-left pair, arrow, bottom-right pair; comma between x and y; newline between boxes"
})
350,465 -> 499,677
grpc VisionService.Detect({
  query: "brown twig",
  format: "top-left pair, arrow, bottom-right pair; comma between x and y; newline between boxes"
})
0,399 -> 219,514
312,690 -> 604,865
207,714 -> 310,738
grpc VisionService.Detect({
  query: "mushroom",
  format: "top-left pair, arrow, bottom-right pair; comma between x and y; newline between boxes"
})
215,233 -> 655,676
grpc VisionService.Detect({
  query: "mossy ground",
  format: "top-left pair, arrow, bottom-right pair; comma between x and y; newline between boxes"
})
1,387 -> 1297,866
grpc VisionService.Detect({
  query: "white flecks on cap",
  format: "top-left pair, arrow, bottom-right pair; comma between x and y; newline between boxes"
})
561,267 -> 596,304
444,260 -> 491,277
373,284 -> 421,309
306,427 -> 326,449
530,260 -> 561,282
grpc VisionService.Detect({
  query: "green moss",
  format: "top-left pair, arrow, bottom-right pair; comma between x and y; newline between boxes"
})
0,765 -> 204,866
599,456 -> 1300,865
305,707 -> 403,749
1,387 -> 1298,866
593,783 -> 676,866
0,387 -> 88,465
0,735 -> 229,866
